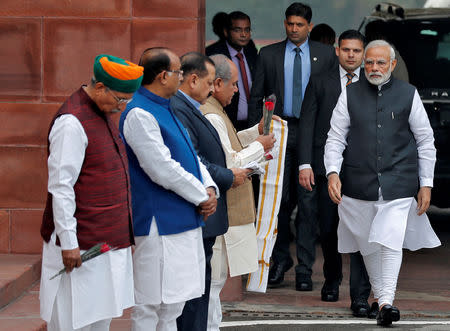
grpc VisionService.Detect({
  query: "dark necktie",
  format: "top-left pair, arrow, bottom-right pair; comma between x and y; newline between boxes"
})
292,47 -> 302,118
235,52 -> 250,101
346,72 -> 356,86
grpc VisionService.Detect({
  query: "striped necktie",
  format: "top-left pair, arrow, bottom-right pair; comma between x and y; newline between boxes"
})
345,72 -> 355,86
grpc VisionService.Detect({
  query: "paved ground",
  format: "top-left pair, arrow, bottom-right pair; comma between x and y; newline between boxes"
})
215,214 -> 450,330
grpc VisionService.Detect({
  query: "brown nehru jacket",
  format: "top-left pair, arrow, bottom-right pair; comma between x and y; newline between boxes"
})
201,97 -> 255,226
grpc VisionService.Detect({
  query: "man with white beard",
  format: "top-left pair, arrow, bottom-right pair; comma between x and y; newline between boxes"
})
325,40 -> 441,327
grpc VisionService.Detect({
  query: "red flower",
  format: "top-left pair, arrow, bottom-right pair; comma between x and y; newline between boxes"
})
100,244 -> 111,253
265,101 -> 275,111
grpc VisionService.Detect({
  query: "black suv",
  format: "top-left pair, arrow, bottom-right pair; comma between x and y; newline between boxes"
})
359,2 -> 450,208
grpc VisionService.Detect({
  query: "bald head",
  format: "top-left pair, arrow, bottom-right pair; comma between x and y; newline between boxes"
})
138,47 -> 182,98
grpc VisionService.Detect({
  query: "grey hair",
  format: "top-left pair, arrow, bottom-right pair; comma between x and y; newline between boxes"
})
209,54 -> 232,82
365,40 -> 396,60
90,76 -> 98,86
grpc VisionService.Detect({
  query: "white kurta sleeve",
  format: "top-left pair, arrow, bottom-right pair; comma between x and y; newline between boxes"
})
324,91 -> 350,176
48,115 -> 88,250
198,157 -> 220,198
204,113 -> 264,168
409,90 -> 436,187
123,107 -> 209,206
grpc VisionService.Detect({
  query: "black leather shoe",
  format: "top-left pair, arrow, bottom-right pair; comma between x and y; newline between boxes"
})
268,259 -> 293,286
391,306 -> 400,322
295,275 -> 312,291
321,281 -> 339,302
368,302 -> 379,319
376,304 -> 400,326
351,298 -> 370,317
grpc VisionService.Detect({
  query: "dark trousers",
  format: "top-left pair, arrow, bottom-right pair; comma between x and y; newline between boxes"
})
350,251 -> 371,302
272,119 -> 342,282
296,175 -> 342,282
177,236 -> 216,331
272,121 -> 300,266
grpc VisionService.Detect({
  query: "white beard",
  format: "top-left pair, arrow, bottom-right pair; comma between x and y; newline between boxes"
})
365,64 -> 393,86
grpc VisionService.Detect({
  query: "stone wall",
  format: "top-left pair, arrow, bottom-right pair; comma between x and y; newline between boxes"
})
0,0 -> 206,254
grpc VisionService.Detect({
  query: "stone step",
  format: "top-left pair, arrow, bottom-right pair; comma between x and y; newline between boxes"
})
0,254 -> 42,309
0,282 -> 46,330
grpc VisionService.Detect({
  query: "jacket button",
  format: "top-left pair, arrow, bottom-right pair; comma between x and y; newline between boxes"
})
378,124 -> 382,128
378,92 -> 382,96
378,173 -> 382,176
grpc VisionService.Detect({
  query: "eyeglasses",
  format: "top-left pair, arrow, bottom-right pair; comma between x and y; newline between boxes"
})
364,59 -> 389,68
166,69 -> 184,78
106,88 -> 132,105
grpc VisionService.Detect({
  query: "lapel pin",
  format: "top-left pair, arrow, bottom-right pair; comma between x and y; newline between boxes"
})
313,57 -> 318,62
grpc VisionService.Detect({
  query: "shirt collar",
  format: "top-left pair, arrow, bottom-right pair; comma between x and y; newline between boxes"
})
226,41 -> 241,58
339,65 -> 360,79
286,38 -> 309,53
179,89 -> 201,110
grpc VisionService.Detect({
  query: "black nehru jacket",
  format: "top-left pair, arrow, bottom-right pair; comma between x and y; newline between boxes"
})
342,77 -> 418,201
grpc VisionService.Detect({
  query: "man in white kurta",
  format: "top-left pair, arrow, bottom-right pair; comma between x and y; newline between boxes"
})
120,48 -> 219,331
40,55 -> 144,330
201,55 -> 276,330
325,40 -> 441,327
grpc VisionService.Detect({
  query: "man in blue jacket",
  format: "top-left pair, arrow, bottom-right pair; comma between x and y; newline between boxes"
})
120,47 -> 218,331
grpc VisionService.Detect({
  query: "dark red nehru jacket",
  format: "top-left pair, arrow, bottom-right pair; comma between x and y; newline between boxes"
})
41,87 -> 134,250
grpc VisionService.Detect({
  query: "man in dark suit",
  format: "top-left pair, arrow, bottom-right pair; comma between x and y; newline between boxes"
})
171,52 -> 249,331
248,2 -> 337,290
298,30 -> 377,316
206,11 -> 257,131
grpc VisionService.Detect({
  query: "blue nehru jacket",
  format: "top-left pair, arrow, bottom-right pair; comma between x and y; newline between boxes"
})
119,87 -> 204,236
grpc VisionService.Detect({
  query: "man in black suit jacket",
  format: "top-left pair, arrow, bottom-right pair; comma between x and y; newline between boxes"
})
298,30 -> 377,316
248,2 -> 337,290
206,11 -> 257,131
171,52 -> 249,331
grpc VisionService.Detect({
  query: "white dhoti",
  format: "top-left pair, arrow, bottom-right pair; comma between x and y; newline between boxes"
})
131,219 -> 205,331
337,191 -> 441,305
40,235 -> 134,330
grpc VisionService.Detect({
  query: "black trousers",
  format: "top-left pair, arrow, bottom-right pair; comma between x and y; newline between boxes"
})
272,119 -> 342,282
177,236 -> 216,331
350,251 -> 372,302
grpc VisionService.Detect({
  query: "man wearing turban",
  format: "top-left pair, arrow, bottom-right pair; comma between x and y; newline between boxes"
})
39,54 -> 143,330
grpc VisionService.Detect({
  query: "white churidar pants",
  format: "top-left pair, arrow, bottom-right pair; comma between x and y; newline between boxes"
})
362,246 -> 403,306
131,219 -> 205,331
207,236 -> 229,331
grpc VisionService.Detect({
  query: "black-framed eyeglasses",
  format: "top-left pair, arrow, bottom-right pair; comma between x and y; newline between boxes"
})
106,88 -> 132,105
166,69 -> 184,78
